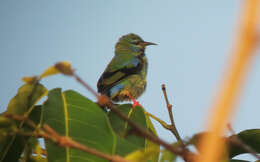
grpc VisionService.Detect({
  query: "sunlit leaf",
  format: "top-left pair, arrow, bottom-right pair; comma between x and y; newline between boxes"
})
125,148 -> 160,162
21,76 -> 39,84
40,66 -> 60,78
0,83 -> 47,162
159,149 -> 177,162
145,112 -> 160,162
25,156 -> 48,162
22,136 -> 39,162
40,61 -> 73,78
4,83 -> 48,115
159,142 -> 181,162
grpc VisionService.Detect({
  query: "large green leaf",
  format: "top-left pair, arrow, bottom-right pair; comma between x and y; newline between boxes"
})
108,104 -> 159,161
228,129 -> 260,158
43,89 -> 116,162
0,83 -> 47,162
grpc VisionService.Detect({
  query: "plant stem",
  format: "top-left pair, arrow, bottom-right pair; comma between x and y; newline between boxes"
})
161,84 -> 183,144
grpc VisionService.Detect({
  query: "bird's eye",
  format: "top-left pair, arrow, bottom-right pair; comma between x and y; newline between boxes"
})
133,41 -> 139,45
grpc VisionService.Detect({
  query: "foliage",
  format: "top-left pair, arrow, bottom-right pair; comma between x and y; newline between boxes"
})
0,81 -> 161,162
0,75 -> 260,162
0,59 -> 260,162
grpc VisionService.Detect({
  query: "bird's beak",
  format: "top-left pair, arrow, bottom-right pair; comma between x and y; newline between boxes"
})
142,41 -> 157,46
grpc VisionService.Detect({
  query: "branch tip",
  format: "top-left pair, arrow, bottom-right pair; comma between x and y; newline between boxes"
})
161,84 -> 166,91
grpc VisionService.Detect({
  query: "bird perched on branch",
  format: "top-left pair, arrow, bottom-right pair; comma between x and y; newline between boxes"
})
97,33 -> 156,107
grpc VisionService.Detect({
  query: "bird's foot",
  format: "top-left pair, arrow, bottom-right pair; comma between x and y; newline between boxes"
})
132,99 -> 141,108
120,90 -> 142,108
127,93 -> 141,108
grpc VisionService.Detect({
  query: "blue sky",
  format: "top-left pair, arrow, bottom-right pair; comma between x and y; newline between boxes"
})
0,1 -> 259,161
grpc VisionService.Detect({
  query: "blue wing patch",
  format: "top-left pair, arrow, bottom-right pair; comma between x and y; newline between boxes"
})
121,57 -> 139,67
109,83 -> 124,97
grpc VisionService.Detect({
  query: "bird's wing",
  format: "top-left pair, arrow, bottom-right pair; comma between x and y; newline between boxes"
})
97,54 -> 142,93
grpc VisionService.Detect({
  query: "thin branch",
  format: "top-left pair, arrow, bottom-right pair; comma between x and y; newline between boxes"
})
161,84 -> 183,144
4,115 -> 128,162
42,125 -> 128,162
3,114 -> 37,128
72,73 -> 195,162
73,74 -> 99,98
227,124 -> 260,160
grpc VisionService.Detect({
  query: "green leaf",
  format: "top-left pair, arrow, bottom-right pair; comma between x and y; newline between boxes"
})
20,106 -> 44,162
22,137 -> 40,162
114,135 -> 141,156
0,116 -> 17,160
1,106 -> 44,162
228,129 -> 260,158
27,105 -> 43,127
108,104 -> 147,153
0,83 -> 47,162
108,104 -> 159,161
125,147 -> 161,162
0,116 -> 16,129
145,112 -> 160,162
5,83 -> 48,116
159,142 -> 181,162
159,149 -> 177,162
43,89 -> 116,162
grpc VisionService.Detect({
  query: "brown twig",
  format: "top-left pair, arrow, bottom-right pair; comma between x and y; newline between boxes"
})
3,114 -> 37,129
227,124 -> 260,160
4,115 -> 128,162
72,73 -> 195,162
73,74 -> 99,98
42,125 -> 128,162
161,84 -> 183,144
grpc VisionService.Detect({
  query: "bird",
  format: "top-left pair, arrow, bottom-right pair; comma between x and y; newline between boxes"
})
97,33 -> 156,107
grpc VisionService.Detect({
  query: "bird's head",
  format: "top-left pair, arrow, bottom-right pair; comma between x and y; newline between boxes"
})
115,33 -> 156,56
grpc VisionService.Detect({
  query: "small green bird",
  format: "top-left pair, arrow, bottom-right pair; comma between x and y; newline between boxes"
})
97,33 -> 156,107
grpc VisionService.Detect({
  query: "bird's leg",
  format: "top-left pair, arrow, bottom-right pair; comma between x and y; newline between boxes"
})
121,90 -> 141,108
127,93 -> 141,108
